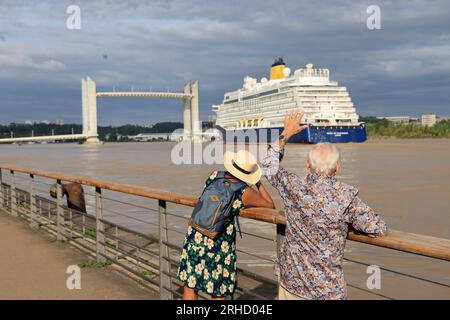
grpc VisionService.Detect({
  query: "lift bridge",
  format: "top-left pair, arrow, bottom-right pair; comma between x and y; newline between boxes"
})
0,77 -> 200,144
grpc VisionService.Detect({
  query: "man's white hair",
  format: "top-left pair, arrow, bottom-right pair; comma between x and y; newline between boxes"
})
308,142 -> 341,175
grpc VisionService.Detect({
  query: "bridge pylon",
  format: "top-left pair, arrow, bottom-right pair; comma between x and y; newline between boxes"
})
81,77 -> 101,144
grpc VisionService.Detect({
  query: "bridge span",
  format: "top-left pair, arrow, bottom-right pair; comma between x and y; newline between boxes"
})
96,91 -> 192,99
0,134 -> 87,144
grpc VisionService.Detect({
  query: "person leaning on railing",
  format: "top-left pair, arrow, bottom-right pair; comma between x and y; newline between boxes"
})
177,150 -> 275,300
50,183 -> 87,214
261,110 -> 388,300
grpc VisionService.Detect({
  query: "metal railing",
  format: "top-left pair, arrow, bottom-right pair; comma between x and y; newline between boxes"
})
0,164 -> 449,300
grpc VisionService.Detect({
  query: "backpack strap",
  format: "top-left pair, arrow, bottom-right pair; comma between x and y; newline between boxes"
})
213,171 -> 247,193
227,180 -> 246,193
235,215 -> 243,239
215,171 -> 227,179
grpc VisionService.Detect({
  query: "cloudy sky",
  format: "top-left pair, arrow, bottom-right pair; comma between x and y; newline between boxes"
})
1,0 -> 449,125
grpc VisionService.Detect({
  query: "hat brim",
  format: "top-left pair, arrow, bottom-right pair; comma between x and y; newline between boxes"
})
223,151 -> 262,186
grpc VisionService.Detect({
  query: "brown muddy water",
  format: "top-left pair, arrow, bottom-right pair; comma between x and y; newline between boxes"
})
0,139 -> 449,299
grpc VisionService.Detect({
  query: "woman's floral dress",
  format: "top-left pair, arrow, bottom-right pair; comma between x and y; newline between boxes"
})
177,171 -> 246,297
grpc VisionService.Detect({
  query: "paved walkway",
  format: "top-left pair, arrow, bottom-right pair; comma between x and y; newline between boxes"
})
0,212 -> 158,299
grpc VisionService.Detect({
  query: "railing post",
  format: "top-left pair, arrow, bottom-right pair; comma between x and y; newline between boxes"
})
276,223 -> 286,300
158,199 -> 173,300
10,170 -> 17,217
276,224 -> 286,256
0,169 -> 3,209
95,187 -> 106,261
29,174 -> 38,228
56,180 -> 66,241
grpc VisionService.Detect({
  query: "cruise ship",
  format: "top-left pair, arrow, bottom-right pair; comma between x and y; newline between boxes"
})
212,58 -> 366,143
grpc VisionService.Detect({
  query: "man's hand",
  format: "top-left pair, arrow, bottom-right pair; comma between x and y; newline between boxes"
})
278,110 -> 308,147
282,109 -> 308,138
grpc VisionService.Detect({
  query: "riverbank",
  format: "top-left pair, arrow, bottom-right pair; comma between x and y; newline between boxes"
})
367,135 -> 450,140
365,120 -> 450,138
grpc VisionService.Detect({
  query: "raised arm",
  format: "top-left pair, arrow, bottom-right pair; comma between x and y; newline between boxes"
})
261,110 -> 308,200
344,196 -> 387,237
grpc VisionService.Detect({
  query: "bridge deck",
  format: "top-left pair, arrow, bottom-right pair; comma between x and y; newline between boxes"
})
96,91 -> 192,99
0,134 -> 87,143
0,211 -> 157,299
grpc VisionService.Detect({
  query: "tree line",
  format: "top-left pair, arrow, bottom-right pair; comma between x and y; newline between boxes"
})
360,117 -> 450,138
0,122 -> 184,141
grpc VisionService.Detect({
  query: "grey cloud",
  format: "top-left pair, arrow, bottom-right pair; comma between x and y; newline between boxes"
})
0,0 -> 449,125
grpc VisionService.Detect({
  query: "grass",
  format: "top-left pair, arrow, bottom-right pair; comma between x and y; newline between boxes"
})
146,232 -> 160,242
79,259 -> 112,268
83,229 -> 97,239
82,229 -> 116,246
105,239 -> 115,246
141,268 -> 156,277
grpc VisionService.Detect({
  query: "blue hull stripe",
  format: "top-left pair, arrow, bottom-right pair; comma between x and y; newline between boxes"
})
217,124 -> 367,144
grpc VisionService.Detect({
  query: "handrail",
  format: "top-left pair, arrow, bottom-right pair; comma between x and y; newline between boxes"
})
0,164 -> 198,207
1,163 -> 450,262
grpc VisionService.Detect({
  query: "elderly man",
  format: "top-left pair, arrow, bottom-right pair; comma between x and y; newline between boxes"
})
262,110 -> 387,300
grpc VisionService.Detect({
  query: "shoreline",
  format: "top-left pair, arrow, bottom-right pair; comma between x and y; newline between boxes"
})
366,135 -> 450,140
1,136 -> 449,146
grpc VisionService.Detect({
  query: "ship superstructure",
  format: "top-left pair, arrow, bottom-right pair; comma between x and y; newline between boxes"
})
212,59 -> 366,143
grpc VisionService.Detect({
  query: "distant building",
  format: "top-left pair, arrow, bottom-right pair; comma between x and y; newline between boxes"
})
25,120 -> 52,125
55,119 -> 64,125
437,115 -> 450,123
376,116 -> 410,124
421,114 -> 437,127
129,133 -> 171,142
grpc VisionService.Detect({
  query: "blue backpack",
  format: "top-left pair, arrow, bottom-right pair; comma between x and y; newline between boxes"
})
189,171 -> 246,239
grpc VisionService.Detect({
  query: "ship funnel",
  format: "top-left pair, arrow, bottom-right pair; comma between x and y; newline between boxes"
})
270,57 -> 287,80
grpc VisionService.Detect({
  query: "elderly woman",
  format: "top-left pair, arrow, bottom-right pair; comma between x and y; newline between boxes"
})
177,149 -> 275,300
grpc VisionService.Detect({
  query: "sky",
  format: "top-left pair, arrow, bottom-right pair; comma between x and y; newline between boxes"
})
0,0 -> 449,125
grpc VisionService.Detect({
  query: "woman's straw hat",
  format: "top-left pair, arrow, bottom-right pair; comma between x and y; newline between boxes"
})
223,150 -> 261,185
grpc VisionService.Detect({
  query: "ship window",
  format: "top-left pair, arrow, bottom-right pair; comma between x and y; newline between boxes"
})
224,98 -> 239,105
242,89 -> 279,101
